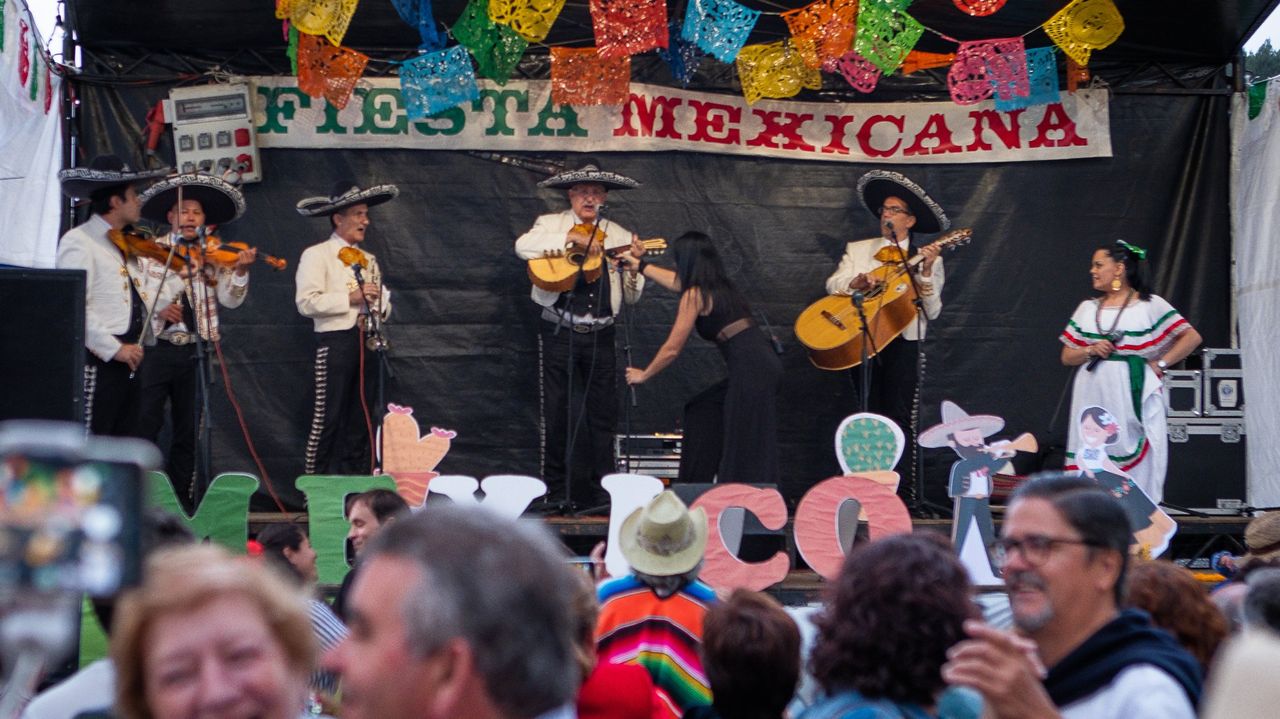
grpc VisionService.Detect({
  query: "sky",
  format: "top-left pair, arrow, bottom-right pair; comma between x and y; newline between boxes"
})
17,0 -> 1280,57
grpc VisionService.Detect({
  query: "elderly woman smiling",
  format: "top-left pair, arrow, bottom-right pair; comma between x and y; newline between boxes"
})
111,543 -> 315,719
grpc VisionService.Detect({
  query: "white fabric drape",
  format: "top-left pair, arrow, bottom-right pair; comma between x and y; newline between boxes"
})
1233,79 -> 1280,507
0,0 -> 63,268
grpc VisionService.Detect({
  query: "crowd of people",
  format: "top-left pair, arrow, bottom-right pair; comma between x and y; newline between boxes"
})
16,482 -> 1280,719
48,151 -> 1266,719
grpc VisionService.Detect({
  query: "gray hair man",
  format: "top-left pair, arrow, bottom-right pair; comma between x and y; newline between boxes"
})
322,505 -> 579,719
942,473 -> 1201,718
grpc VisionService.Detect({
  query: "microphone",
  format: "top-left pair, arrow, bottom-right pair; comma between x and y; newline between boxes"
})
594,204 -> 609,215
884,219 -> 894,238
1086,332 -> 1122,372
851,290 -> 865,308
350,262 -> 365,284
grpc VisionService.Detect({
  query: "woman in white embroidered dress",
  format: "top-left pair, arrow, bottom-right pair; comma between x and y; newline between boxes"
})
1060,240 -> 1202,505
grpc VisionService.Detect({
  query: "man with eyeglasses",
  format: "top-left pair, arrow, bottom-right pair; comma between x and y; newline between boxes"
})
515,159 -> 647,512
824,171 -> 946,484
942,473 -> 1201,718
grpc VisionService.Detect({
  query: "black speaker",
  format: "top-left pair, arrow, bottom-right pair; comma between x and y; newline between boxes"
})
1163,426 -> 1247,512
0,268 -> 86,423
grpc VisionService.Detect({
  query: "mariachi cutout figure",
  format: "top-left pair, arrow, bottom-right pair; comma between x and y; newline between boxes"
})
1073,405 -> 1176,557
920,400 -> 1037,584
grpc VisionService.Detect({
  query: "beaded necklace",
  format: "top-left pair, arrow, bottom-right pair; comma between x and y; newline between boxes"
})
1094,289 -> 1135,342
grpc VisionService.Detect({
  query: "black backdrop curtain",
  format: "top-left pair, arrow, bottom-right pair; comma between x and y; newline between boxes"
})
73,85 -> 1232,510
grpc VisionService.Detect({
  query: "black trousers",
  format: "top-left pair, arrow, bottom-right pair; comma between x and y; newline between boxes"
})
133,340 -> 201,505
84,355 -> 140,437
305,328 -> 372,475
540,324 -> 617,507
851,336 -> 921,479
677,329 -> 782,485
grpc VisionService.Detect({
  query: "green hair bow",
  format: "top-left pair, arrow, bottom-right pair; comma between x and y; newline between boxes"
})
1115,240 -> 1147,260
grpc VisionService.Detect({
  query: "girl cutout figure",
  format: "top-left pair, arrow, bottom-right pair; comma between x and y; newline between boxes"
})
1076,405 -> 1176,557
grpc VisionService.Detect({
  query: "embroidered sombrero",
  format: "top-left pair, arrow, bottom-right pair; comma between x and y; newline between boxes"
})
918,400 -> 1005,448
857,170 -> 950,235
139,173 -> 246,225
296,180 -> 400,217
537,161 -> 640,190
58,154 -> 170,200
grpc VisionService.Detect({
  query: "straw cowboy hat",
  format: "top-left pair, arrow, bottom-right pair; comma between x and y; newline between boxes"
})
296,180 -> 400,217
918,400 -> 1005,448
139,173 -> 246,225
1245,512 -> 1280,564
620,490 -> 708,577
58,154 -> 169,200
857,170 -> 950,235
537,160 -> 640,191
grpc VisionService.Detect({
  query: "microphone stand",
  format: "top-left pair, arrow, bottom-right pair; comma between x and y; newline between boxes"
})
574,249 -> 633,519
884,224 -> 947,518
555,210 -> 607,514
350,263 -> 393,468
850,291 -> 877,413
183,226 -> 215,504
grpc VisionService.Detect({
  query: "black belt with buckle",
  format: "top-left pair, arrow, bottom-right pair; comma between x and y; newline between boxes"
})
161,332 -> 193,346
542,308 -> 613,333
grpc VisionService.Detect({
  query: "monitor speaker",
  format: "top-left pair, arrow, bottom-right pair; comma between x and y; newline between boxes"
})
0,268 -> 86,423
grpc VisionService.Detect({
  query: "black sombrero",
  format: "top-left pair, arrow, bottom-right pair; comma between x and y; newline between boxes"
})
296,181 -> 400,217
139,173 -> 246,225
537,162 -> 640,191
58,155 -> 170,200
857,170 -> 950,234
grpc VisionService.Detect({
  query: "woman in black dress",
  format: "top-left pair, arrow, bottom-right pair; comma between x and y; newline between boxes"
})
622,231 -> 782,485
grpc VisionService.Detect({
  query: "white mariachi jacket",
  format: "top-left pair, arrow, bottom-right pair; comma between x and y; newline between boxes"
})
514,209 -> 645,315
824,235 -> 945,341
295,234 -> 391,333
55,214 -> 153,362
135,233 -> 249,343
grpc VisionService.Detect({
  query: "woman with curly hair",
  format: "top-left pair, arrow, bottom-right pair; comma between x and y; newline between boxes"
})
1125,559 -> 1228,675
801,533 -> 981,719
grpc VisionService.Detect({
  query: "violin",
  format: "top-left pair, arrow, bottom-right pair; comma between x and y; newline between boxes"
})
199,237 -> 288,271
109,228 -> 190,273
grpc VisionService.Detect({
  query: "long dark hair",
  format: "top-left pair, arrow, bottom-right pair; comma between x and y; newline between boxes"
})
673,231 -> 738,312
1097,240 -> 1151,300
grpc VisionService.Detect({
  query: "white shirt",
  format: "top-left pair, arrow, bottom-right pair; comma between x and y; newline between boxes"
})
54,215 -> 152,361
19,658 -> 115,719
514,209 -> 644,315
1060,664 -> 1196,719
295,234 -> 391,332
824,235 -> 944,341
136,233 -> 249,342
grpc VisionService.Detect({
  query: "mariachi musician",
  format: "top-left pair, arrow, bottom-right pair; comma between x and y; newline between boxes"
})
825,170 -> 949,470
132,173 -> 254,508
514,159 -> 647,511
295,181 -> 397,475
55,154 -> 169,437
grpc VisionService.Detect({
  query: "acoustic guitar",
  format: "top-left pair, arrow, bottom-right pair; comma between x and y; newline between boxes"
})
794,228 -> 972,370
528,236 -> 666,293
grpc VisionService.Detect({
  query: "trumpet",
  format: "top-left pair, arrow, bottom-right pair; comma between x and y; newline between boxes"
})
358,315 -> 391,352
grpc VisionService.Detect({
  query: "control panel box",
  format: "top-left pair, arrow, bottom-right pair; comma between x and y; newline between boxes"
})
164,83 -> 261,183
